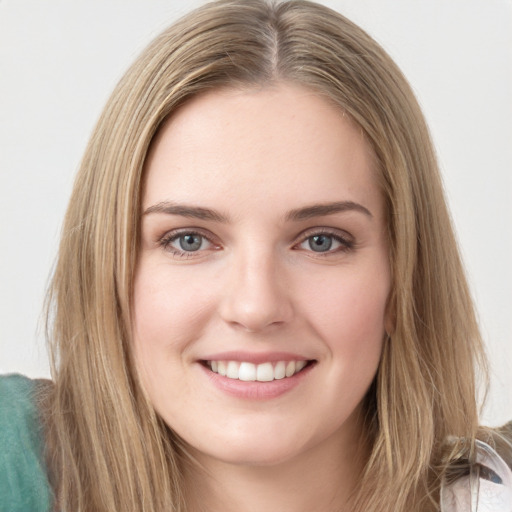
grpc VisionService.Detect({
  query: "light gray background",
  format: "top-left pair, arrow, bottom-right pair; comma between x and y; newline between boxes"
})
1,0 -> 511,426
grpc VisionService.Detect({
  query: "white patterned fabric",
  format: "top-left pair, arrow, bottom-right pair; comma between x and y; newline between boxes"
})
441,440 -> 512,511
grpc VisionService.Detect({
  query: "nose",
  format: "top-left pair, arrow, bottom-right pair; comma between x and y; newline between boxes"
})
218,249 -> 293,333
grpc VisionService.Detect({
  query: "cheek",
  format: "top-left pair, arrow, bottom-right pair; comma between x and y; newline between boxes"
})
299,263 -> 390,363
131,261 -> 215,357
309,267 -> 388,323
130,262 -> 218,419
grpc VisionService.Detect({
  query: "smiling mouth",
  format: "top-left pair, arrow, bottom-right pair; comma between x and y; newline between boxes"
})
204,360 -> 314,382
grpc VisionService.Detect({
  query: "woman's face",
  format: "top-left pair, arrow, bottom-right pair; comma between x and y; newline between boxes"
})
133,83 -> 391,467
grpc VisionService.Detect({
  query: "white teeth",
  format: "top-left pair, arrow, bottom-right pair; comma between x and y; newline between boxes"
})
238,362 -> 256,381
226,361 -> 239,379
285,361 -> 296,377
217,361 -> 227,376
256,362 -> 274,382
296,360 -> 307,372
274,361 -> 286,380
207,360 -> 309,381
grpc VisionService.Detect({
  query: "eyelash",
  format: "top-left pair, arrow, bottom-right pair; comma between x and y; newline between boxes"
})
158,228 -> 355,258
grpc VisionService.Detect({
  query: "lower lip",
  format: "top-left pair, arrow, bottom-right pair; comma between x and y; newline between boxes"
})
199,362 -> 314,400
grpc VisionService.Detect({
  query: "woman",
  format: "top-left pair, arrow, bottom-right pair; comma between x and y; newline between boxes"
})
0,1 -> 510,511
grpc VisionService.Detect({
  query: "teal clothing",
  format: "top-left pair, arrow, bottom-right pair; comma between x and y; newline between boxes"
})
0,374 -> 52,512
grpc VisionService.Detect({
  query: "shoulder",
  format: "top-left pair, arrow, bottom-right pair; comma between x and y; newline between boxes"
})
0,374 -> 53,512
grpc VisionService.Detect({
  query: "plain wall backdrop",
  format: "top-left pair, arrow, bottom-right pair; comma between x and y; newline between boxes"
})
0,0 -> 511,426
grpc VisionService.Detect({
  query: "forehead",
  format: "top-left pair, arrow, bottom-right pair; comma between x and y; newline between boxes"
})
143,83 -> 383,220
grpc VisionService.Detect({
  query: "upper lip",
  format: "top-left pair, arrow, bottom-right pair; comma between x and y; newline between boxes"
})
199,351 -> 313,364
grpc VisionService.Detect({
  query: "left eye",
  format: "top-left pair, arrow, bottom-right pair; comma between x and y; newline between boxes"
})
167,233 -> 212,252
298,233 -> 351,253
305,234 -> 334,252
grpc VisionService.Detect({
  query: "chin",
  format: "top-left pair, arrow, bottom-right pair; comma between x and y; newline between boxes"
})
183,421 -> 319,468
210,441 -> 305,467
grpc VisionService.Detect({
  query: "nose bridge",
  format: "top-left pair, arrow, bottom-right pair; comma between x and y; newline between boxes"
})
220,242 -> 292,332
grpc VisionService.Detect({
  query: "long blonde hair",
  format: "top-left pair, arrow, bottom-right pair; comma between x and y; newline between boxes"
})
44,1 -> 487,510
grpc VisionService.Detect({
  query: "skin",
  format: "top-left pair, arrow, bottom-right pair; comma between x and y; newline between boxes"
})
132,83 -> 391,512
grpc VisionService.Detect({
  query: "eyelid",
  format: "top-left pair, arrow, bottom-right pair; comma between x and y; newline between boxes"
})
295,226 -> 354,243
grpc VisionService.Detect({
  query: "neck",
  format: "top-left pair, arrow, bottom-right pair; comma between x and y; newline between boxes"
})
182,418 -> 368,512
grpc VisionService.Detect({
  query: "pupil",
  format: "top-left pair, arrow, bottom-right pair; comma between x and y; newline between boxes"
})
309,235 -> 332,252
180,234 -> 201,251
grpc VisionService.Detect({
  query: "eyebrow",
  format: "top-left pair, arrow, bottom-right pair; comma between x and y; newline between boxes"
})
143,200 -> 372,222
143,201 -> 229,222
285,201 -> 372,221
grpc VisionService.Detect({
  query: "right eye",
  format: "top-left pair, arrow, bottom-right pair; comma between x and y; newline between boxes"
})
173,233 -> 208,252
159,230 -> 218,257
